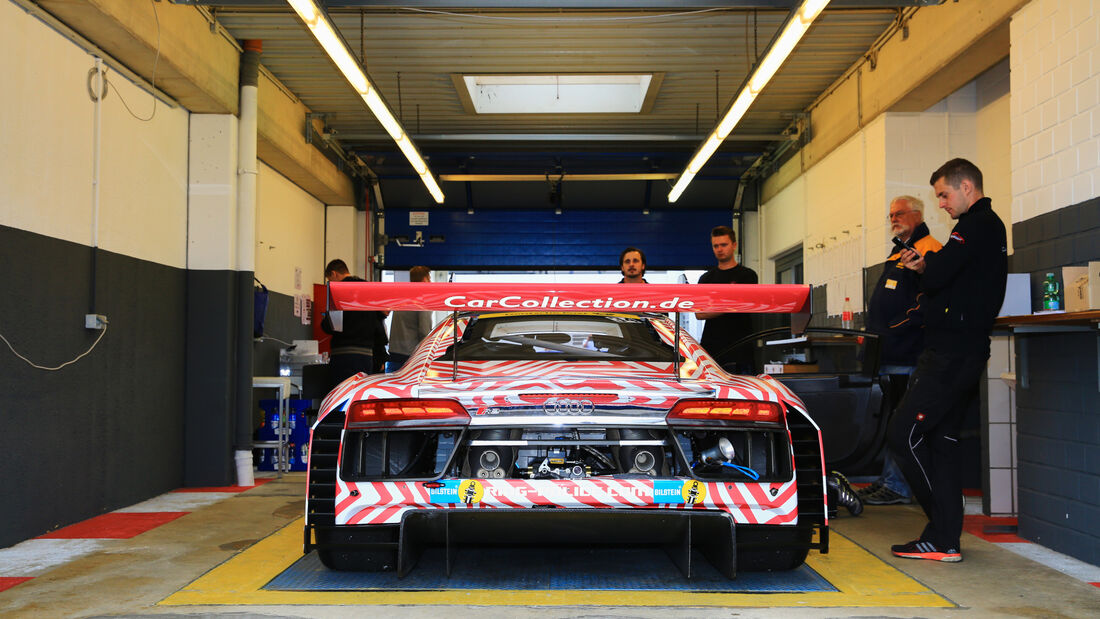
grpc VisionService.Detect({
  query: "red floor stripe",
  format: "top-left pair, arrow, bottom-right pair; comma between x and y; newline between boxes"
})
963,515 -> 1027,543
0,577 -> 33,592
37,512 -> 188,539
173,478 -> 274,493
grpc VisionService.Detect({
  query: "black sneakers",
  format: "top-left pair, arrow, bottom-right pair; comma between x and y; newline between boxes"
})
891,540 -> 962,562
827,471 -> 863,516
861,485 -> 911,505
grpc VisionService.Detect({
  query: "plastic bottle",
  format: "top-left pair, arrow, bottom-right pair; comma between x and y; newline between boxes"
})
841,297 -> 854,329
1042,273 -> 1061,311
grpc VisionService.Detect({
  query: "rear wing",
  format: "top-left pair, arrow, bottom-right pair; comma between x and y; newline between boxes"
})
328,281 -> 812,336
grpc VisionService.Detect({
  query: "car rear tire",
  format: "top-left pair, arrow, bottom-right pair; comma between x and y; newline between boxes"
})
316,526 -> 399,572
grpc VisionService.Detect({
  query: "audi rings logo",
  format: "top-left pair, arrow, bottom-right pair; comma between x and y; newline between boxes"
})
542,398 -> 594,415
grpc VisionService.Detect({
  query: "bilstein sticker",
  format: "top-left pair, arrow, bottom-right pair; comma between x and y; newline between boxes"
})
653,480 -> 707,504
681,480 -> 707,504
458,480 -> 484,504
426,479 -> 484,504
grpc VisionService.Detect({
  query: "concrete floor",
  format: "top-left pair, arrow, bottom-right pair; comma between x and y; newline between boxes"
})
2,473 -> 1099,618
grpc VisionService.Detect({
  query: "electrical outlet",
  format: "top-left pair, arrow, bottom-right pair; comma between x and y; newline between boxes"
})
85,314 -> 108,330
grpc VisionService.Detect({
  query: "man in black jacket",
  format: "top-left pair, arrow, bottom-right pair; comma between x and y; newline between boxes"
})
861,196 -> 942,506
887,158 -> 1007,562
321,259 -> 387,389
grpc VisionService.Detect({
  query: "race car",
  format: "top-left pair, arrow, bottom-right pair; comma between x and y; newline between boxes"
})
304,282 -> 828,578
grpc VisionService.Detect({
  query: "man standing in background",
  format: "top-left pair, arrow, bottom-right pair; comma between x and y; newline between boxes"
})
860,195 -> 942,506
387,266 -> 435,371
618,247 -> 649,284
889,158 -> 1007,562
321,259 -> 386,387
696,226 -> 758,373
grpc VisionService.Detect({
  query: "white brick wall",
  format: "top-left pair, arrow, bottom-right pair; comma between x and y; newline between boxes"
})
760,68 -> 1011,319
1011,0 -> 1100,223
805,133 -> 868,316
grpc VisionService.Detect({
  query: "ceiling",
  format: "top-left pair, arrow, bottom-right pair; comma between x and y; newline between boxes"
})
190,1 -> 934,209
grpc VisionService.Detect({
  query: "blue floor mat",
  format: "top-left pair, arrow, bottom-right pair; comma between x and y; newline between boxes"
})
266,546 -> 835,593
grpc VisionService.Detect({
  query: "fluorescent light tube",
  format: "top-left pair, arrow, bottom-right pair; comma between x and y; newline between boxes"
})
669,0 -> 830,202
362,88 -> 405,140
420,171 -> 445,203
395,134 -> 429,175
288,0 -> 443,203
667,170 -> 696,203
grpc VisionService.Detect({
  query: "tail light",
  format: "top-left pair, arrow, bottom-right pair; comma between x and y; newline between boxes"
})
347,399 -> 470,428
667,399 -> 781,423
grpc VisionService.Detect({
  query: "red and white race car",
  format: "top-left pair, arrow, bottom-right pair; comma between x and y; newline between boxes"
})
304,282 -> 828,578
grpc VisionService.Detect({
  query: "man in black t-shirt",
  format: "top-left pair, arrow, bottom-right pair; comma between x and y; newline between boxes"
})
696,226 -> 757,372
321,259 -> 387,390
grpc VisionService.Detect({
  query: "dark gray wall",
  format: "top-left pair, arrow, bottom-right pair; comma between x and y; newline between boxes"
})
0,226 -> 318,547
809,283 -> 866,330
0,225 -> 185,547
183,270 -> 239,486
1009,197 -> 1100,566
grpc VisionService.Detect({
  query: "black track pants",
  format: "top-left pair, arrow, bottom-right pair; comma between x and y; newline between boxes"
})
886,347 -> 987,550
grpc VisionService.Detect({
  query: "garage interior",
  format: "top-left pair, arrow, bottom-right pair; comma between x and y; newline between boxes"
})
1,0 -> 1099,616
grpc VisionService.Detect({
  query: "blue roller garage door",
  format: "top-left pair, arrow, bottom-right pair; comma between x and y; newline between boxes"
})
383,208 -> 732,271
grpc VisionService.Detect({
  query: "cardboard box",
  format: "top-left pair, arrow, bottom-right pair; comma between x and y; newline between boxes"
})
762,363 -> 820,375
1063,266 -> 1088,313
998,273 -> 1031,317
1093,261 -> 1100,310
1063,262 -> 1100,313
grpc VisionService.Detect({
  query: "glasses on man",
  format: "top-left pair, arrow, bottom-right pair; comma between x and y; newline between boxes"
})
888,210 -> 912,220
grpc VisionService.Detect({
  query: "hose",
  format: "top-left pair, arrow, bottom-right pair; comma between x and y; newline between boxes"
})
691,460 -> 760,481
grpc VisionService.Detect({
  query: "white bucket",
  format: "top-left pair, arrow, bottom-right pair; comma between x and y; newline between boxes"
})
235,450 -> 256,487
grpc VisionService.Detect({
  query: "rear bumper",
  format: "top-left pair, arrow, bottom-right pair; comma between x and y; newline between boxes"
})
308,508 -> 826,578
335,477 -> 801,525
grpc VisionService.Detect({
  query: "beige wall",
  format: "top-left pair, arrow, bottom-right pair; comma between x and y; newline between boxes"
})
760,176 -> 806,285
1,1 -> 333,282
325,206 -> 360,278
0,0 -> 189,268
976,59 -> 1013,244
255,161 -> 325,296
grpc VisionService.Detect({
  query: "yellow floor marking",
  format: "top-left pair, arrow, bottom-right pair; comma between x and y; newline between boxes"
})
161,518 -> 952,608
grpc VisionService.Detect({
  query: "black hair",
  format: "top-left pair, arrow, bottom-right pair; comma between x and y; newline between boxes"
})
711,225 -> 736,244
324,259 -> 349,278
930,158 -> 984,192
619,246 -> 646,266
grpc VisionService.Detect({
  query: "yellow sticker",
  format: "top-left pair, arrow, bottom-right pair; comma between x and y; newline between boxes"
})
885,279 -> 898,290
681,480 -> 707,504
458,479 -> 485,504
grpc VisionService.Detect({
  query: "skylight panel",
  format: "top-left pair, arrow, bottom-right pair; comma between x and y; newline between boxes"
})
460,74 -> 655,114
